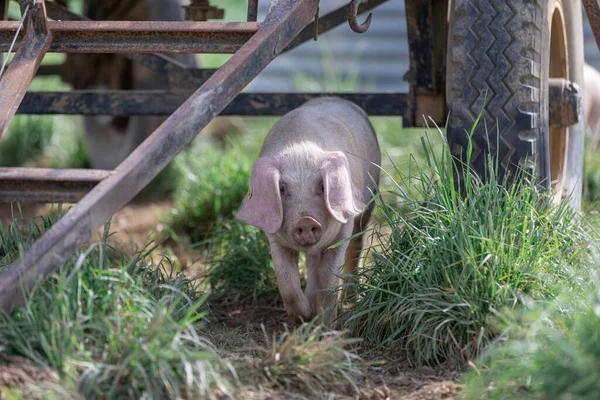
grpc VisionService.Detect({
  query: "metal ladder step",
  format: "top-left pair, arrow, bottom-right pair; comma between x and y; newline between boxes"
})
0,167 -> 113,203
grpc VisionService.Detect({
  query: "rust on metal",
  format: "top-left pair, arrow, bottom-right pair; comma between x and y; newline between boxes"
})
283,0 -> 387,54
348,0 -> 372,33
404,0 -> 447,127
0,0 -> 320,314
0,0 -> 8,66
184,0 -> 224,21
0,21 -> 260,53
18,91 -> 406,117
313,6 -> 319,41
584,0 -> 600,53
247,0 -> 258,22
0,0 -> 52,139
44,2 -> 214,89
549,78 -> 582,128
0,167 -> 112,203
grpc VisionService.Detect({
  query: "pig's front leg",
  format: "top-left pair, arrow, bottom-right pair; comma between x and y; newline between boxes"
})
268,238 -> 313,321
305,223 -> 353,324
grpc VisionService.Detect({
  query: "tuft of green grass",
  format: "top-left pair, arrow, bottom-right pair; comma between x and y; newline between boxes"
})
341,124 -> 590,366
204,219 -> 278,302
583,135 -> 600,207
0,76 -> 87,169
460,268 -> 599,400
166,132 -> 264,241
0,206 -> 64,268
257,322 -> 363,396
0,218 -> 234,399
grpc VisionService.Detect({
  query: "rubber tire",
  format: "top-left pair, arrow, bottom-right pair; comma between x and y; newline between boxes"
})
82,0 -> 197,170
446,0 -> 584,210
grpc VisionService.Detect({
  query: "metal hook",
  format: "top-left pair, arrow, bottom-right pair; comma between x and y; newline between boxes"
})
348,0 -> 372,33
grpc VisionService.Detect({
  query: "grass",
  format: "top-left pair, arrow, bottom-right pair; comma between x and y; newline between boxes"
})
460,266 -> 600,399
165,134 -> 261,241
203,219 -> 279,303
0,217 -> 234,399
0,76 -> 88,169
341,123 -> 591,366
256,322 -> 364,396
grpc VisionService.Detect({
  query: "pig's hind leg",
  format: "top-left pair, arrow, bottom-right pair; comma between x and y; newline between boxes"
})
342,200 -> 375,302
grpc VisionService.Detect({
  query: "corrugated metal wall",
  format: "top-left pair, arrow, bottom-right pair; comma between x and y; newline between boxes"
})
249,1 -> 600,92
250,0 -> 407,92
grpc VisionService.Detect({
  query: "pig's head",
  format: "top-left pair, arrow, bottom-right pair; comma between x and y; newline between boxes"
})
236,143 -> 365,251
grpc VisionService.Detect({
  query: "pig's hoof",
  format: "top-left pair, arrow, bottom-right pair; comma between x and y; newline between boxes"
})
283,298 -> 313,322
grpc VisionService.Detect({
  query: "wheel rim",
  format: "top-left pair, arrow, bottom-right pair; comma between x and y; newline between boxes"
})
549,2 -> 569,203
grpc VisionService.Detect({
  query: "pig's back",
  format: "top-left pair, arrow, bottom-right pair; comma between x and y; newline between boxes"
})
260,97 -> 381,191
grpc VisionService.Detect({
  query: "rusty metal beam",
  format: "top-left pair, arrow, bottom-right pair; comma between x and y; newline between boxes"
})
584,0 -> 600,53
17,91 -> 406,116
0,0 -> 8,66
283,0 -> 389,54
44,1 -> 214,89
0,20 -> 260,53
0,0 -> 319,313
404,0 -> 447,127
247,0 -> 258,22
0,167 -> 112,203
0,0 -> 52,139
549,78 -> 582,128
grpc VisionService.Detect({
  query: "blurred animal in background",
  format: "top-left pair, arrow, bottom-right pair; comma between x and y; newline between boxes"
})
64,0 -> 236,169
236,97 -> 381,324
584,63 -> 600,148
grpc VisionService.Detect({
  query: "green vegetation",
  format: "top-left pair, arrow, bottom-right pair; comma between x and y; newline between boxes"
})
203,219 -> 278,302
166,135 -> 259,241
257,322 -> 363,396
460,270 -> 599,399
2,2 -> 600,394
341,127 -> 590,365
0,218 -> 233,399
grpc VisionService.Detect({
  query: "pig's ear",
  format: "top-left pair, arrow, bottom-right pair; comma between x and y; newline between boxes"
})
236,157 -> 283,234
321,152 -> 365,224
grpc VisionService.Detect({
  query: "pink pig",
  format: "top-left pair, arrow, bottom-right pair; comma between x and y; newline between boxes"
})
236,97 -> 381,322
585,63 -> 600,148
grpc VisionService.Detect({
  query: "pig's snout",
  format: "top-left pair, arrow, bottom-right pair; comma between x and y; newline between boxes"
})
292,217 -> 322,246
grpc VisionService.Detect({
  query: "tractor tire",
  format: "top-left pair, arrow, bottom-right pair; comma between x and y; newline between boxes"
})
446,0 -> 584,210
79,0 -> 197,170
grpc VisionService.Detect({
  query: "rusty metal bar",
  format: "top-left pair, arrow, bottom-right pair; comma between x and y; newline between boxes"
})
0,167 -> 112,203
0,0 -> 319,313
549,78 -> 582,128
404,0 -> 447,127
584,0 -> 600,53
0,0 -> 52,139
283,0 -> 388,54
0,20 -> 260,53
17,91 -> 406,116
247,0 -> 258,22
0,0 -> 8,66
44,1 -> 214,88
33,62 -> 63,75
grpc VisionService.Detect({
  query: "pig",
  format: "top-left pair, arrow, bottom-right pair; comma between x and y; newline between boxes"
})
585,63 -> 600,148
236,97 -> 381,322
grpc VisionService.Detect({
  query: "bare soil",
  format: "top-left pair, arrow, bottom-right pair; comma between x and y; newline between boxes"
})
0,200 -> 464,399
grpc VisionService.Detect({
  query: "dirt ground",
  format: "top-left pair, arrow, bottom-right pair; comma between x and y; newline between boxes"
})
0,200 -> 463,399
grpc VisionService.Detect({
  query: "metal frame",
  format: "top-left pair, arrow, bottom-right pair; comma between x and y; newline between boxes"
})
0,0 -> 467,313
0,0 -> 323,312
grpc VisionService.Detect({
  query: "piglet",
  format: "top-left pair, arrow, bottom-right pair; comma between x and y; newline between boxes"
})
236,97 -> 381,322
585,63 -> 600,148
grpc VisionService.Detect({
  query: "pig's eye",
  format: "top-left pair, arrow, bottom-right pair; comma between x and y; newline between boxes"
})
280,183 -> 286,196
